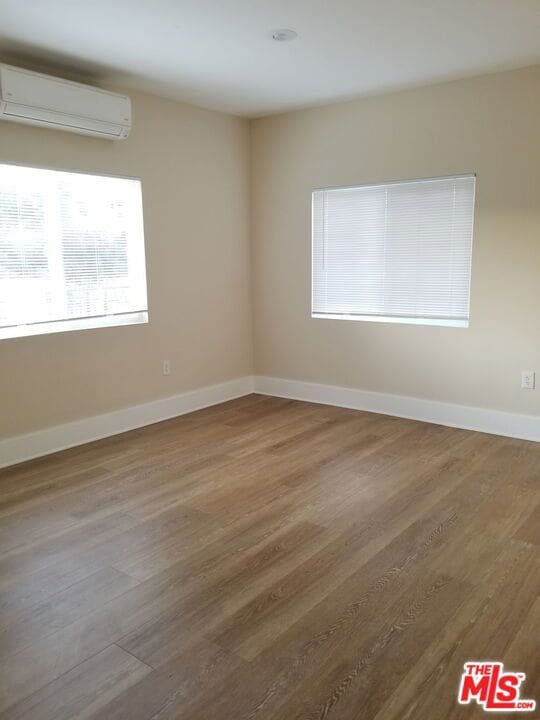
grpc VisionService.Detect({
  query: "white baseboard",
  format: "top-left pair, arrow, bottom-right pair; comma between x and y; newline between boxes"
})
254,376 -> 539,442
0,376 -> 254,469
2,373 -> 537,469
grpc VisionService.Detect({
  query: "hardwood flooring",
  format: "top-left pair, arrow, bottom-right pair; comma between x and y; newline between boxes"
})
0,394 -> 538,719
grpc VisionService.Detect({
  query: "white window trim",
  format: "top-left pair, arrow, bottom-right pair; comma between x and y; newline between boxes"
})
312,173 -> 476,193
0,311 -> 148,340
312,313 -> 468,328
0,160 -> 142,183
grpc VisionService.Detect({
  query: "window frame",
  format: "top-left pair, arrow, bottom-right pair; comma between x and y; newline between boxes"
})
311,174 -> 476,328
0,161 -> 149,340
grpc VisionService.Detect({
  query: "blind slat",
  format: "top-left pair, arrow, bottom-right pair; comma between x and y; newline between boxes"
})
312,175 -> 475,325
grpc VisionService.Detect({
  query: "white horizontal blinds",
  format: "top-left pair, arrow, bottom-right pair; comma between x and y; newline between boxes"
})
0,164 -> 147,331
312,175 -> 475,323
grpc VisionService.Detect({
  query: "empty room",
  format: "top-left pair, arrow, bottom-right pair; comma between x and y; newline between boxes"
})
0,1 -> 538,718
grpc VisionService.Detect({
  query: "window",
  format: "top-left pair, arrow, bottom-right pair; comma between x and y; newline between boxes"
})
0,163 -> 148,339
312,175 -> 476,327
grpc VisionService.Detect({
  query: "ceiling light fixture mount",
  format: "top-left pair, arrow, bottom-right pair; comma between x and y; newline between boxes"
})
272,29 -> 298,42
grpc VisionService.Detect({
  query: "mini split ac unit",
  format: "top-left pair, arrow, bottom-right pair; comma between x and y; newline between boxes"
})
0,64 -> 131,140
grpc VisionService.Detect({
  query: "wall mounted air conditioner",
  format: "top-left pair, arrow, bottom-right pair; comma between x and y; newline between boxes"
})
0,64 -> 131,140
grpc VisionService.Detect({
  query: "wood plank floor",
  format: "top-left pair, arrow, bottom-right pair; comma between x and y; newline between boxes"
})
0,394 -> 538,719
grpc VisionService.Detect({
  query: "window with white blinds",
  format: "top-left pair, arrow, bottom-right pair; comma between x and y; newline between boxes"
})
0,163 -> 148,339
312,175 -> 476,327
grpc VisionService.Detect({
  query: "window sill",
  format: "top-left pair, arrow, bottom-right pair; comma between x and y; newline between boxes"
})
311,313 -> 469,328
0,311 -> 149,340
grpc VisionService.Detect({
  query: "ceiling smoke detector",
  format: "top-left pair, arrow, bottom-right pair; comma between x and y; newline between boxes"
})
272,29 -> 298,42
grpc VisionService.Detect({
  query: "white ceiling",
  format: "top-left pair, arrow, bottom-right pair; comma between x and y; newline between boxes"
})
1,0 -> 539,117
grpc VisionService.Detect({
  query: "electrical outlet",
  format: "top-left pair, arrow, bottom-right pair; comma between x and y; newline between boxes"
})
162,359 -> 171,376
521,370 -> 535,390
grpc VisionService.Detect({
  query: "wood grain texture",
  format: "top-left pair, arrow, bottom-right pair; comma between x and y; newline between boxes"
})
0,394 -> 538,719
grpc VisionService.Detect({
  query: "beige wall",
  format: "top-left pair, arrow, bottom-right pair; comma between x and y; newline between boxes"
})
0,90 -> 252,437
251,65 -> 540,416
1,65 -> 538,441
